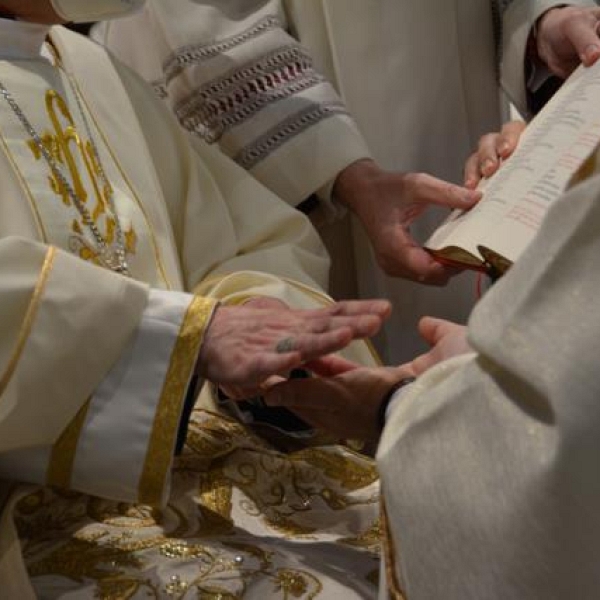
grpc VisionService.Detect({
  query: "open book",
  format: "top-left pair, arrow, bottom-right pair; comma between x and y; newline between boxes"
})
426,60 -> 600,277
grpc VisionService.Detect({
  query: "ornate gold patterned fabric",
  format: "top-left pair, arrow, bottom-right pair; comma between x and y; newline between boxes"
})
15,409 -> 380,599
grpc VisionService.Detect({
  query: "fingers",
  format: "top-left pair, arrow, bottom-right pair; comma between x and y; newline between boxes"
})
377,229 -> 461,285
265,378 -> 327,410
497,121 -> 526,158
304,355 -> 360,377
243,296 -> 288,310
476,133 -> 501,180
464,151 -> 484,189
322,299 -> 392,320
418,316 -> 457,347
292,326 -> 358,363
403,172 -> 481,210
246,351 -> 304,384
537,7 -> 600,77
563,8 -> 600,67
463,121 -> 526,187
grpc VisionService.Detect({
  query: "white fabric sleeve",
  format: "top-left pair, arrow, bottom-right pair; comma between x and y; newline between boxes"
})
0,289 -> 212,506
92,4 -> 372,209
384,384 -> 415,423
68,289 -> 195,503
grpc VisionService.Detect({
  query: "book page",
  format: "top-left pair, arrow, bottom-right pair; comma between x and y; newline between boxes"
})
427,60 -> 600,264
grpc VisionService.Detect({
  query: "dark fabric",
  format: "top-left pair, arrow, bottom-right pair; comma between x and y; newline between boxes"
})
528,74 -> 564,114
175,374 -> 200,455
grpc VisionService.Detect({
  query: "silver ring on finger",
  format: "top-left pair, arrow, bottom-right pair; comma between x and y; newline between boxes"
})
275,337 -> 296,354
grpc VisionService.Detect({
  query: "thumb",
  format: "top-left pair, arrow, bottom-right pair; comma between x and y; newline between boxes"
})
418,316 -> 453,346
567,9 -> 600,66
304,355 -> 360,377
412,173 -> 482,210
264,379 -> 308,408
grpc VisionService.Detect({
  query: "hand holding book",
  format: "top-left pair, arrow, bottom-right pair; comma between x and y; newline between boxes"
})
426,59 -> 600,277
464,121 -> 528,188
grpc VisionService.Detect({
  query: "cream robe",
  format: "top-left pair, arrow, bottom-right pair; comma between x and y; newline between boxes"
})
94,0 -> 596,363
378,145 -> 600,599
0,24 -> 379,599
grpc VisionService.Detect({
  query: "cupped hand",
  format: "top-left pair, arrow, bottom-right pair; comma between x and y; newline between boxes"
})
463,121 -> 527,187
197,298 -> 391,387
408,316 -> 470,377
536,6 -> 600,79
265,363 -> 413,441
334,159 -> 481,285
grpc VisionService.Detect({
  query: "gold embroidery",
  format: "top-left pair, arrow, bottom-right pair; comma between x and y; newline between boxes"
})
273,570 -> 322,599
293,447 -> 379,491
46,398 -> 90,489
381,499 -> 407,600
0,124 -> 49,241
26,89 -> 136,267
138,296 -> 218,505
16,408 -> 380,598
0,246 -> 56,397
340,518 -> 382,552
196,470 -> 235,535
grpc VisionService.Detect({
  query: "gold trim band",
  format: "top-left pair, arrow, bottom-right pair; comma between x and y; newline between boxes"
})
46,399 -> 91,489
381,498 -> 407,600
138,296 -> 218,505
0,246 -> 56,397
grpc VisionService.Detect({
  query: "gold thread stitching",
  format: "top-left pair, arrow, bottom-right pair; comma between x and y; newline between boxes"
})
0,121 -> 48,242
0,246 -> 56,397
138,296 -> 217,505
46,399 -> 91,489
47,36 -> 172,287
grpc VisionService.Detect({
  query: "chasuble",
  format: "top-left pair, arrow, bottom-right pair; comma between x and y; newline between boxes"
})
0,22 -> 380,599
378,143 -> 600,599
95,0 -> 596,363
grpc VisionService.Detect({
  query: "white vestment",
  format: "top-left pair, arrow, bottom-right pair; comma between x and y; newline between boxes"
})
0,21 -> 379,599
94,0 -> 595,362
378,144 -> 600,599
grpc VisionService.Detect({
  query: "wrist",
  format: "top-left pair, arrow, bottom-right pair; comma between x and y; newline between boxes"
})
376,376 -> 417,433
332,159 -> 381,213
194,301 -> 221,378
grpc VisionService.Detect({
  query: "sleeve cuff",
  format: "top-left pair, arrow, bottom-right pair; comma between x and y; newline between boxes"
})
385,384 -> 415,423
0,290 -> 218,506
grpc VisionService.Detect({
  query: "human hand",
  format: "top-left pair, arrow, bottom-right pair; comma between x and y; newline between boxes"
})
217,296 -> 289,400
463,121 -> 527,187
408,316 -> 470,377
334,159 -> 481,285
265,362 -> 413,441
536,6 -> 600,78
197,298 -> 392,387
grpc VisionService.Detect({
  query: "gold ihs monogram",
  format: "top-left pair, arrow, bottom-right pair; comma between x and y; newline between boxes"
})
27,89 -> 136,264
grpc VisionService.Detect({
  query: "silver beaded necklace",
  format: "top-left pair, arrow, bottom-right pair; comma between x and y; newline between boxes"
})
0,74 -> 130,276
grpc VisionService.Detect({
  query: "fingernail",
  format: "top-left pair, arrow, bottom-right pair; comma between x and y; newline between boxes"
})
482,159 -> 496,173
465,177 -> 477,188
467,190 -> 482,203
585,44 -> 600,62
499,142 -> 510,156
